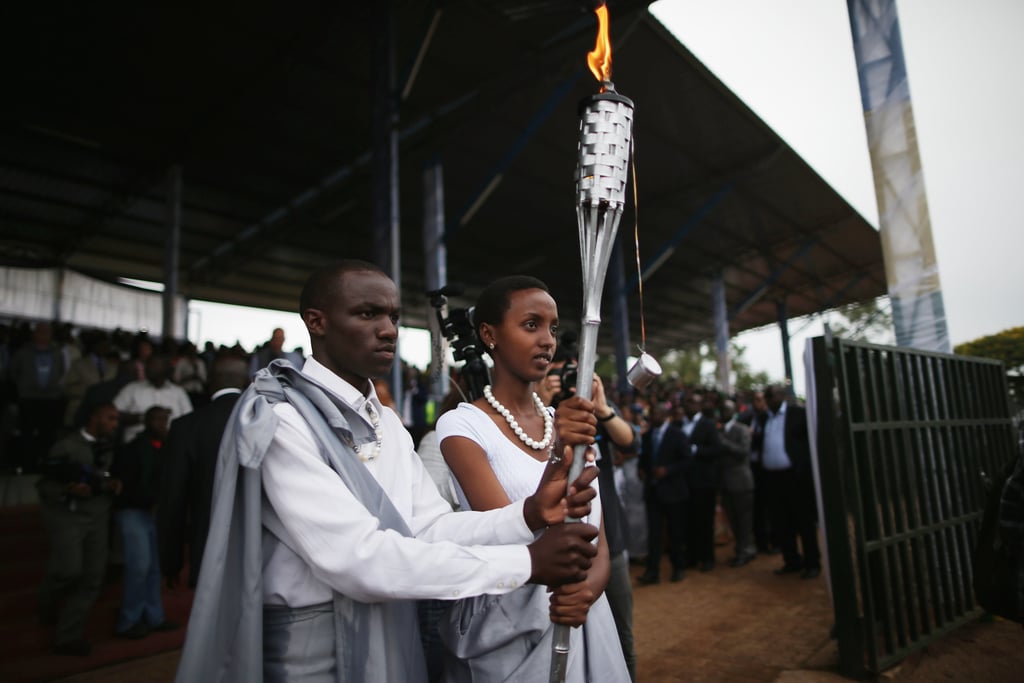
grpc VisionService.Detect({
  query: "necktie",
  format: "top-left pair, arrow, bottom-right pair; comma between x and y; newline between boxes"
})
651,425 -> 663,464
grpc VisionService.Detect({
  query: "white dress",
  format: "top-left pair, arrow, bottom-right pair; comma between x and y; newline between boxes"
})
435,403 -> 630,683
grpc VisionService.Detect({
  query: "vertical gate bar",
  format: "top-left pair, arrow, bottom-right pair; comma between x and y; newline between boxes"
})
871,350 -> 904,649
813,337 -> 867,678
881,351 -> 913,645
861,348 -> 896,656
949,358 -> 974,616
841,341 -> 880,670
917,355 -> 950,626
933,355 -> 964,620
925,356 -> 954,622
943,358 -> 971,616
891,352 -> 922,640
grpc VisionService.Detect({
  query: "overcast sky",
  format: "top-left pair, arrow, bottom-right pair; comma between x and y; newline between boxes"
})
192,0 -> 1024,393
648,0 -> 1024,391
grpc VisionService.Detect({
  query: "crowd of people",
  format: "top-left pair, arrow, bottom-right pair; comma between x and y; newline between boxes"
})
1,267 -> 822,680
0,320 -> 302,656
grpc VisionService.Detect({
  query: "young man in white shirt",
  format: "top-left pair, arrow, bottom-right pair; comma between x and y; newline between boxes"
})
177,260 -> 603,682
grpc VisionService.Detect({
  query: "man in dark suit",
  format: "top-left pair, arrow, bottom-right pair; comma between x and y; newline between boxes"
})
637,401 -> 691,584
37,402 -> 121,656
158,356 -> 248,588
681,392 -> 721,572
756,384 -> 821,579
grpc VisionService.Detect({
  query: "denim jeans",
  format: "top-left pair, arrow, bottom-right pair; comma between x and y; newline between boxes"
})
115,508 -> 164,631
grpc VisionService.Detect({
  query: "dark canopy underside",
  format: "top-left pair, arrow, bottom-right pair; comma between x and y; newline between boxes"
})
0,1 -> 884,354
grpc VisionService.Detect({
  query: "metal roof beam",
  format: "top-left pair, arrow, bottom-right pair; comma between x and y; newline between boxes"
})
729,238 -> 819,320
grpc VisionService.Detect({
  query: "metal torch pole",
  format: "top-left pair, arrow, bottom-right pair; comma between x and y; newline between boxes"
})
549,89 -> 633,683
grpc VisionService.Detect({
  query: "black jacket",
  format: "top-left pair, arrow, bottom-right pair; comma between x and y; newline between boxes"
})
112,431 -> 162,510
158,391 -> 240,586
638,421 -> 691,504
684,415 -> 721,491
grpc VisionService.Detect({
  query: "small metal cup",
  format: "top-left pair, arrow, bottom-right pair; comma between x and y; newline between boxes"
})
626,352 -> 662,389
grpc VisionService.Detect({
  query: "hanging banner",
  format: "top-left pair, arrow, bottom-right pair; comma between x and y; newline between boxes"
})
848,0 -> 951,353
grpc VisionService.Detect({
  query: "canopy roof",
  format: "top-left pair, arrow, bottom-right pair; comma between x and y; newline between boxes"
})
1,1 -> 884,352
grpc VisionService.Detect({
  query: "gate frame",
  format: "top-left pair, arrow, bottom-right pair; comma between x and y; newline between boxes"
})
810,335 -> 1017,676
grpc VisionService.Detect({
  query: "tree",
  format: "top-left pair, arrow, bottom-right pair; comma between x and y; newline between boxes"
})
827,296 -> 895,344
954,326 -> 1024,405
729,341 -> 771,392
659,345 -> 712,386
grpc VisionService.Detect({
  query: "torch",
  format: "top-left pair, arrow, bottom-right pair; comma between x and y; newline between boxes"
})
549,4 -> 638,681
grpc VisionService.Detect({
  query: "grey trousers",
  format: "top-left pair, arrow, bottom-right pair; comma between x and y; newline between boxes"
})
721,489 -> 757,559
263,599 -> 428,683
263,603 -> 336,683
38,503 -> 109,646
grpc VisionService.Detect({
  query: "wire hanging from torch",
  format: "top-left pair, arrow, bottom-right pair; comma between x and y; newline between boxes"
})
629,136 -> 650,355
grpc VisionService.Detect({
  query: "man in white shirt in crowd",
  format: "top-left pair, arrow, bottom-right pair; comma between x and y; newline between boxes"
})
176,260 -> 602,683
757,384 -> 820,579
113,355 -> 192,443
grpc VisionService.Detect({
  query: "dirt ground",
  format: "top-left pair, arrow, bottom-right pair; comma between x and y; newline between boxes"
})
42,545 -> 1024,683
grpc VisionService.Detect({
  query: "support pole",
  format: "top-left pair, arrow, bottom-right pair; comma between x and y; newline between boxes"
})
163,165 -> 182,342
423,158 -> 449,399
712,271 -> 731,394
372,0 -> 403,412
777,298 -> 794,397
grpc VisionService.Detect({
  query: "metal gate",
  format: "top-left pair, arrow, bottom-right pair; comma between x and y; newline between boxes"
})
810,336 -> 1018,676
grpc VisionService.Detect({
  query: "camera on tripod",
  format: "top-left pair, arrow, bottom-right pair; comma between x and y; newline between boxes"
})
427,284 -> 490,401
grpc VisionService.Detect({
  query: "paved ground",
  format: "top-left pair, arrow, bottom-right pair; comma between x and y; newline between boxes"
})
27,546 -> 1023,682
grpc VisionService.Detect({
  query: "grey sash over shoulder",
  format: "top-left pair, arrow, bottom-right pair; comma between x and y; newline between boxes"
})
175,360 -> 427,683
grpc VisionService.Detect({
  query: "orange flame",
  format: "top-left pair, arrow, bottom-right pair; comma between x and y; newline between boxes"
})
587,4 -> 612,87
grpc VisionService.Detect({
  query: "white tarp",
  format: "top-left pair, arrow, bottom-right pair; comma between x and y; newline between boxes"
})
0,266 -> 186,337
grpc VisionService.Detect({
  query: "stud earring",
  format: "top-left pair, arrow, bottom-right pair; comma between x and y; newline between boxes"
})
488,342 -> 495,350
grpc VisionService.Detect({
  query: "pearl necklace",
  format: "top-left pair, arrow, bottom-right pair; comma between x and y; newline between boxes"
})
349,402 -> 384,462
483,384 -> 553,451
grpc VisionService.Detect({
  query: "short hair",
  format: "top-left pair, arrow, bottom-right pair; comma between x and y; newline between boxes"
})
209,356 -> 249,392
144,405 -> 171,423
86,401 -> 117,421
299,260 -> 387,316
473,275 -> 550,341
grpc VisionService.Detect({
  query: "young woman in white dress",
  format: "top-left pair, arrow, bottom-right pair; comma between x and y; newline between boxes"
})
436,275 -> 629,683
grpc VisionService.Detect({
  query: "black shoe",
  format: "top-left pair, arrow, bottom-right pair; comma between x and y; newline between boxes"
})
150,620 -> 180,632
117,622 -> 150,639
699,561 -> 715,573
773,564 -> 803,576
637,572 -> 660,585
54,639 -> 91,657
670,569 -> 685,583
800,567 -> 821,580
729,555 -> 754,568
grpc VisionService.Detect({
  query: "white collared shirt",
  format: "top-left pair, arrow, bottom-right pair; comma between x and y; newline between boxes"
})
681,413 -> 700,438
761,402 -> 792,471
209,387 -> 242,402
113,379 -> 193,442
261,357 -> 534,607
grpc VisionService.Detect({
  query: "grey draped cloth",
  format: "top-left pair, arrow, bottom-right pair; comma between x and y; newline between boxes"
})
175,360 -> 427,683
440,585 -> 629,683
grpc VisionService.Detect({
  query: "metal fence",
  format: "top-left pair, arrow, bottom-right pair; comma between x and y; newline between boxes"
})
810,336 -> 1018,676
